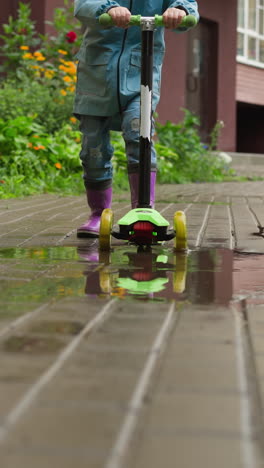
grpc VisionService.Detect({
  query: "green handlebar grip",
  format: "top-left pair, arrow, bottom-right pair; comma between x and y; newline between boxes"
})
98,13 -> 113,26
178,15 -> 198,28
99,13 -> 141,26
99,13 -> 197,29
154,14 -> 197,28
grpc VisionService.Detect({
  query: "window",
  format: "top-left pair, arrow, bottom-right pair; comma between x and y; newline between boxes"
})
237,0 -> 264,67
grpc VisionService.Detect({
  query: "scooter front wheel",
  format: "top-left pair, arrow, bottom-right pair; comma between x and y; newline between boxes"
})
99,209 -> 113,251
174,211 -> 187,251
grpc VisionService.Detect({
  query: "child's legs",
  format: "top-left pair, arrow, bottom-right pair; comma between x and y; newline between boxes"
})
79,115 -> 113,188
121,98 -> 157,174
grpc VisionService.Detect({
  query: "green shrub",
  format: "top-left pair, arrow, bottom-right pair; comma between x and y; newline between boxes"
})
155,110 -> 229,183
0,78 -> 74,133
111,110 -> 231,185
0,2 -> 40,76
0,116 -> 83,198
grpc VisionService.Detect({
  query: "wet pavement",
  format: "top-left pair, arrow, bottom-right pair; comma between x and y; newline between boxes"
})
1,178 -> 264,467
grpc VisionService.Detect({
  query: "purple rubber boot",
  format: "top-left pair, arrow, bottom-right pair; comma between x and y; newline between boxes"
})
128,171 -> 156,209
77,186 -> 112,238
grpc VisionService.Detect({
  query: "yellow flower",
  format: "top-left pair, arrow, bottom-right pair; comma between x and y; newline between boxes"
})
20,45 -> 29,50
45,70 -> 55,79
55,162 -> 62,169
60,89 -> 67,96
70,117 -> 77,124
59,60 -> 77,75
34,51 -> 46,61
59,64 -> 68,73
58,49 -> 68,55
63,75 -> 72,83
22,53 -> 34,60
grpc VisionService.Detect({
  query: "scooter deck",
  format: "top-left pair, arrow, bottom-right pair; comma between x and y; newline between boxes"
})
111,208 -> 175,244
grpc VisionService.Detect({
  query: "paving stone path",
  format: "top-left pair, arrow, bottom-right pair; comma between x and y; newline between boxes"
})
0,179 -> 264,468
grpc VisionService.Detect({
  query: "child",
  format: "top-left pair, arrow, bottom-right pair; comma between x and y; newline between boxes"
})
74,0 -> 199,237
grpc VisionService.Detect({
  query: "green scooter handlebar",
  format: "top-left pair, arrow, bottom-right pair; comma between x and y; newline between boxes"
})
99,13 -> 197,29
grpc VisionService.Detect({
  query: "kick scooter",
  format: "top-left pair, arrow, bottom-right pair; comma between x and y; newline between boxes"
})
98,13 -> 197,251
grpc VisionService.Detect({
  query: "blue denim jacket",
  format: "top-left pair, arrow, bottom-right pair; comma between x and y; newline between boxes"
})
73,0 -> 199,117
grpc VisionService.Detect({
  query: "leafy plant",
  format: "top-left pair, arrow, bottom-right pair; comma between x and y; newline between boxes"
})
0,1 -> 81,79
111,110 -> 232,185
0,78 -> 75,133
42,0 -> 82,60
0,2 -> 40,76
155,110 -> 232,183
0,116 -> 83,198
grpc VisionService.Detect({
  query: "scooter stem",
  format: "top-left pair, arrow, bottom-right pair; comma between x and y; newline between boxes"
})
138,21 -> 154,208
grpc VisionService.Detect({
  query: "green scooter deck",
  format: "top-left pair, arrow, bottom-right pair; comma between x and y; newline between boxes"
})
111,208 -> 174,243
118,208 -> 170,227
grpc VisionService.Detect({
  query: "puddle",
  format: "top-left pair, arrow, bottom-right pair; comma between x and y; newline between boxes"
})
0,244 -> 264,304
80,246 -> 233,304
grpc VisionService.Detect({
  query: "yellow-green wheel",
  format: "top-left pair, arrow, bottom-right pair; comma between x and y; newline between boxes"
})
99,209 -> 113,251
173,253 -> 187,293
174,211 -> 187,251
99,269 -> 112,293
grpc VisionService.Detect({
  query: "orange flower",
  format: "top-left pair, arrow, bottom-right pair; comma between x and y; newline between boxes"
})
60,89 -> 67,96
55,162 -> 62,169
27,142 -> 33,148
58,49 -> 68,55
33,145 -> 46,150
70,117 -> 77,124
20,45 -> 29,50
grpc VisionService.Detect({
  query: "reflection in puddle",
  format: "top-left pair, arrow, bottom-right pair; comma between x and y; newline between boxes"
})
79,245 -> 233,304
1,245 -> 264,304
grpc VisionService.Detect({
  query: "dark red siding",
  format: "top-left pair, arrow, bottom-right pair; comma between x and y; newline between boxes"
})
0,0 -> 64,35
237,63 -> 264,105
158,0 -> 238,151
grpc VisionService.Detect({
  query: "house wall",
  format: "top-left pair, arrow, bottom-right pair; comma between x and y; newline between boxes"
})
237,63 -> 264,105
0,0 -> 64,35
1,1 -> 19,32
158,0 -> 238,151
236,61 -> 264,154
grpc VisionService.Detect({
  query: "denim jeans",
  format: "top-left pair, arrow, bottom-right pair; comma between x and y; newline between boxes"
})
79,98 -> 156,187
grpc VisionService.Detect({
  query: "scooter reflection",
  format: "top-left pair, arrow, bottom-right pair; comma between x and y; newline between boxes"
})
77,245 -> 188,300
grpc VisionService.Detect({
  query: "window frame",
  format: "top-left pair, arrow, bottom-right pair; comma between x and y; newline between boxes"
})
237,0 -> 264,68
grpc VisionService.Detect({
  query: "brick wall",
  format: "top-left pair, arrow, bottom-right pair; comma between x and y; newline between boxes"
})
0,0 -> 64,35
158,0 -> 238,151
236,63 -> 264,106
